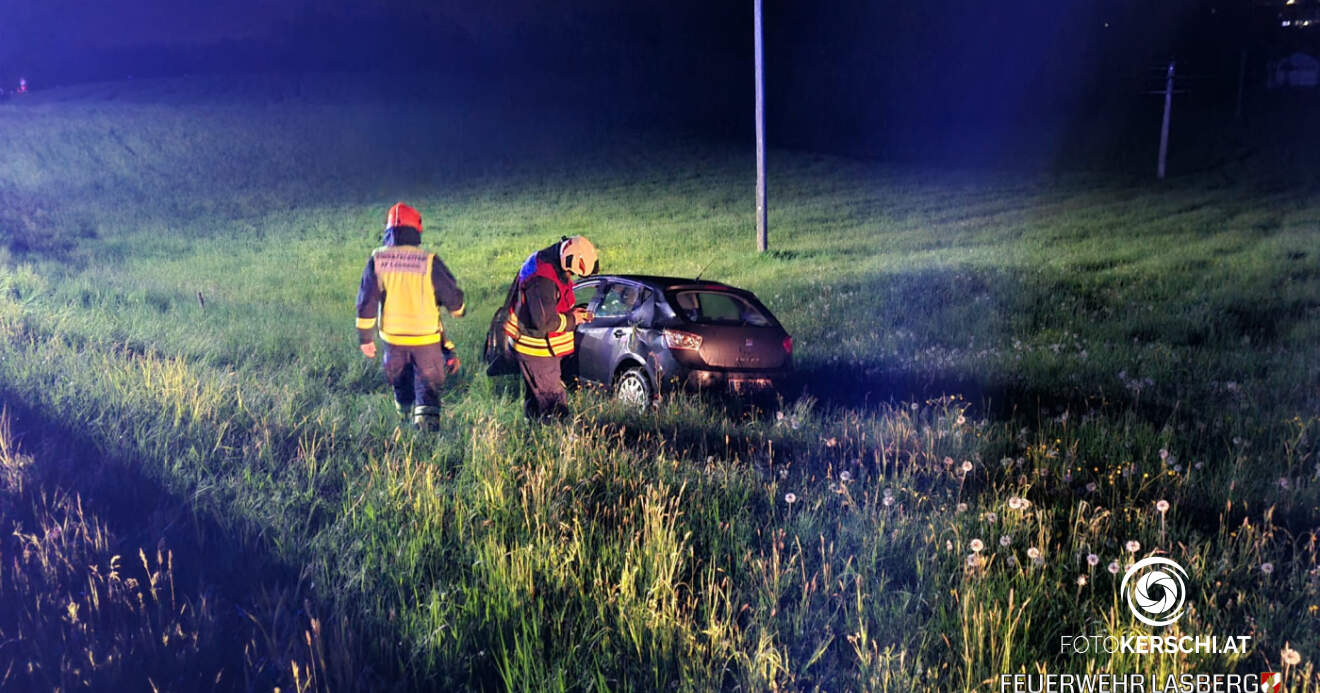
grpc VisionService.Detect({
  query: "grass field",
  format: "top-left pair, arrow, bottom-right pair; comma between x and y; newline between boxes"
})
1,73 -> 1318,691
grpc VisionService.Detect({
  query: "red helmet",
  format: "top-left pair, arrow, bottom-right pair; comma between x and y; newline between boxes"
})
386,202 -> 422,232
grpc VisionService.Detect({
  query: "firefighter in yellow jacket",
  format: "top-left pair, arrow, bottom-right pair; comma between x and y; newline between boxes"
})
356,203 -> 466,430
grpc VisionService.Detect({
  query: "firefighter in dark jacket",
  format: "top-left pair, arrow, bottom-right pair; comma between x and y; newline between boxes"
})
356,203 -> 466,430
504,236 -> 598,420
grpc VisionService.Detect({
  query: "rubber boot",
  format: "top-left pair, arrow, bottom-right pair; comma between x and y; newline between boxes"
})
412,405 -> 441,432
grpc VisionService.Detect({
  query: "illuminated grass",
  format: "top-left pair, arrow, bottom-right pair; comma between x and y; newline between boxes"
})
0,74 -> 1318,690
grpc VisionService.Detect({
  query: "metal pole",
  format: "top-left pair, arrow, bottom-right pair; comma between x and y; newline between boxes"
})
754,0 -> 768,252
1235,49 -> 1247,121
1157,60 -> 1174,180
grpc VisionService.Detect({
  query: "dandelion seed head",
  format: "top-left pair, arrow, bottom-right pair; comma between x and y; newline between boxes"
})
1282,645 -> 1302,666
1087,553 -> 1100,567
1027,547 -> 1042,560
1077,575 -> 1087,586
961,460 -> 974,473
1108,560 -> 1121,574
967,554 -> 981,568
1008,496 -> 1024,510
983,512 -> 998,523
1261,562 -> 1274,575
883,495 -> 895,507
784,492 -> 797,505
1159,448 -> 1170,461
1000,535 -> 1012,547
840,471 -> 853,482
1125,540 -> 1141,553
956,502 -> 968,513
969,539 -> 985,553
1155,499 -> 1170,513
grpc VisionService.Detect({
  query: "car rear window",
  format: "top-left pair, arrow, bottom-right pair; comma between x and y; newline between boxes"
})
670,290 -> 776,327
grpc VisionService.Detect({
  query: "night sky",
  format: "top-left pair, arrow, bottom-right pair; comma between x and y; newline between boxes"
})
1,1 -> 1310,166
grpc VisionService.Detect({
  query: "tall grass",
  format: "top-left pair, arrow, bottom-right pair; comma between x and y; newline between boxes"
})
0,74 -> 1318,690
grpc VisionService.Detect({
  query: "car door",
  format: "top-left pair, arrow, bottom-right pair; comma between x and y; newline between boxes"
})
575,280 -> 648,385
563,279 -> 603,381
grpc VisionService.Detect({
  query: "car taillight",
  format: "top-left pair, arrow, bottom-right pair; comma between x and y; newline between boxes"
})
783,336 -> 793,354
663,329 -> 703,350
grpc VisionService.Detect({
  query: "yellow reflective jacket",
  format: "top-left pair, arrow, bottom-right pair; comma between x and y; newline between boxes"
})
355,232 -> 464,347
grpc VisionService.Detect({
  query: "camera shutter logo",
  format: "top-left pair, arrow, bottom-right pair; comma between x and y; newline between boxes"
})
1120,557 -> 1188,627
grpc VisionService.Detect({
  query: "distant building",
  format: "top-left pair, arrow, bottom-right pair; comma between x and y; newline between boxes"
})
1268,51 -> 1320,86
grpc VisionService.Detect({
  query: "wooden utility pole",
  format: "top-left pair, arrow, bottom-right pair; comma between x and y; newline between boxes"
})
754,0 -> 768,252
1157,60 -> 1175,180
1235,50 -> 1247,121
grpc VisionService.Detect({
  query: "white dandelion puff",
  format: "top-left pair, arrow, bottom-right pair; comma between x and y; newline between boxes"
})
1007,496 -> 1024,510
1107,560 -> 1120,575
1027,547 -> 1041,560
1261,562 -> 1274,575
1282,645 -> 1301,666
784,492 -> 797,505
969,539 -> 985,553
961,460 -> 974,473
1087,553 -> 1100,567
1125,540 -> 1140,553
999,535 -> 1012,547
1155,499 -> 1170,513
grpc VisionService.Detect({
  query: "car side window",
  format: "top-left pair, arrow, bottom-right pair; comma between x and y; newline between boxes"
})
572,281 -> 600,310
595,283 -> 646,320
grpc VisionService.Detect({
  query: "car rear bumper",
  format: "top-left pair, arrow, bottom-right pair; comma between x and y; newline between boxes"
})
682,368 -> 789,394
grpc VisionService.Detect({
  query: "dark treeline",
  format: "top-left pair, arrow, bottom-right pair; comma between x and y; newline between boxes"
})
3,0 -> 1317,169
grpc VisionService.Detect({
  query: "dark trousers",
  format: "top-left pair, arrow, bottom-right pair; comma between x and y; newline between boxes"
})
516,353 -> 569,420
382,343 -> 447,415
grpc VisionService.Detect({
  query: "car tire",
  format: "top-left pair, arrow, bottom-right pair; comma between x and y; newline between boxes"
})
613,367 -> 653,408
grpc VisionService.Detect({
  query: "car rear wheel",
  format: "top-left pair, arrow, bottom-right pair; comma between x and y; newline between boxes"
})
613,367 -> 653,408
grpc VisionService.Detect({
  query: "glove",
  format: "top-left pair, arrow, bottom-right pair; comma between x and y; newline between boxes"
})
445,354 -> 461,375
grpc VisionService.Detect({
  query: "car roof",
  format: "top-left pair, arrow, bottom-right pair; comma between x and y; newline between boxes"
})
586,274 -> 750,294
